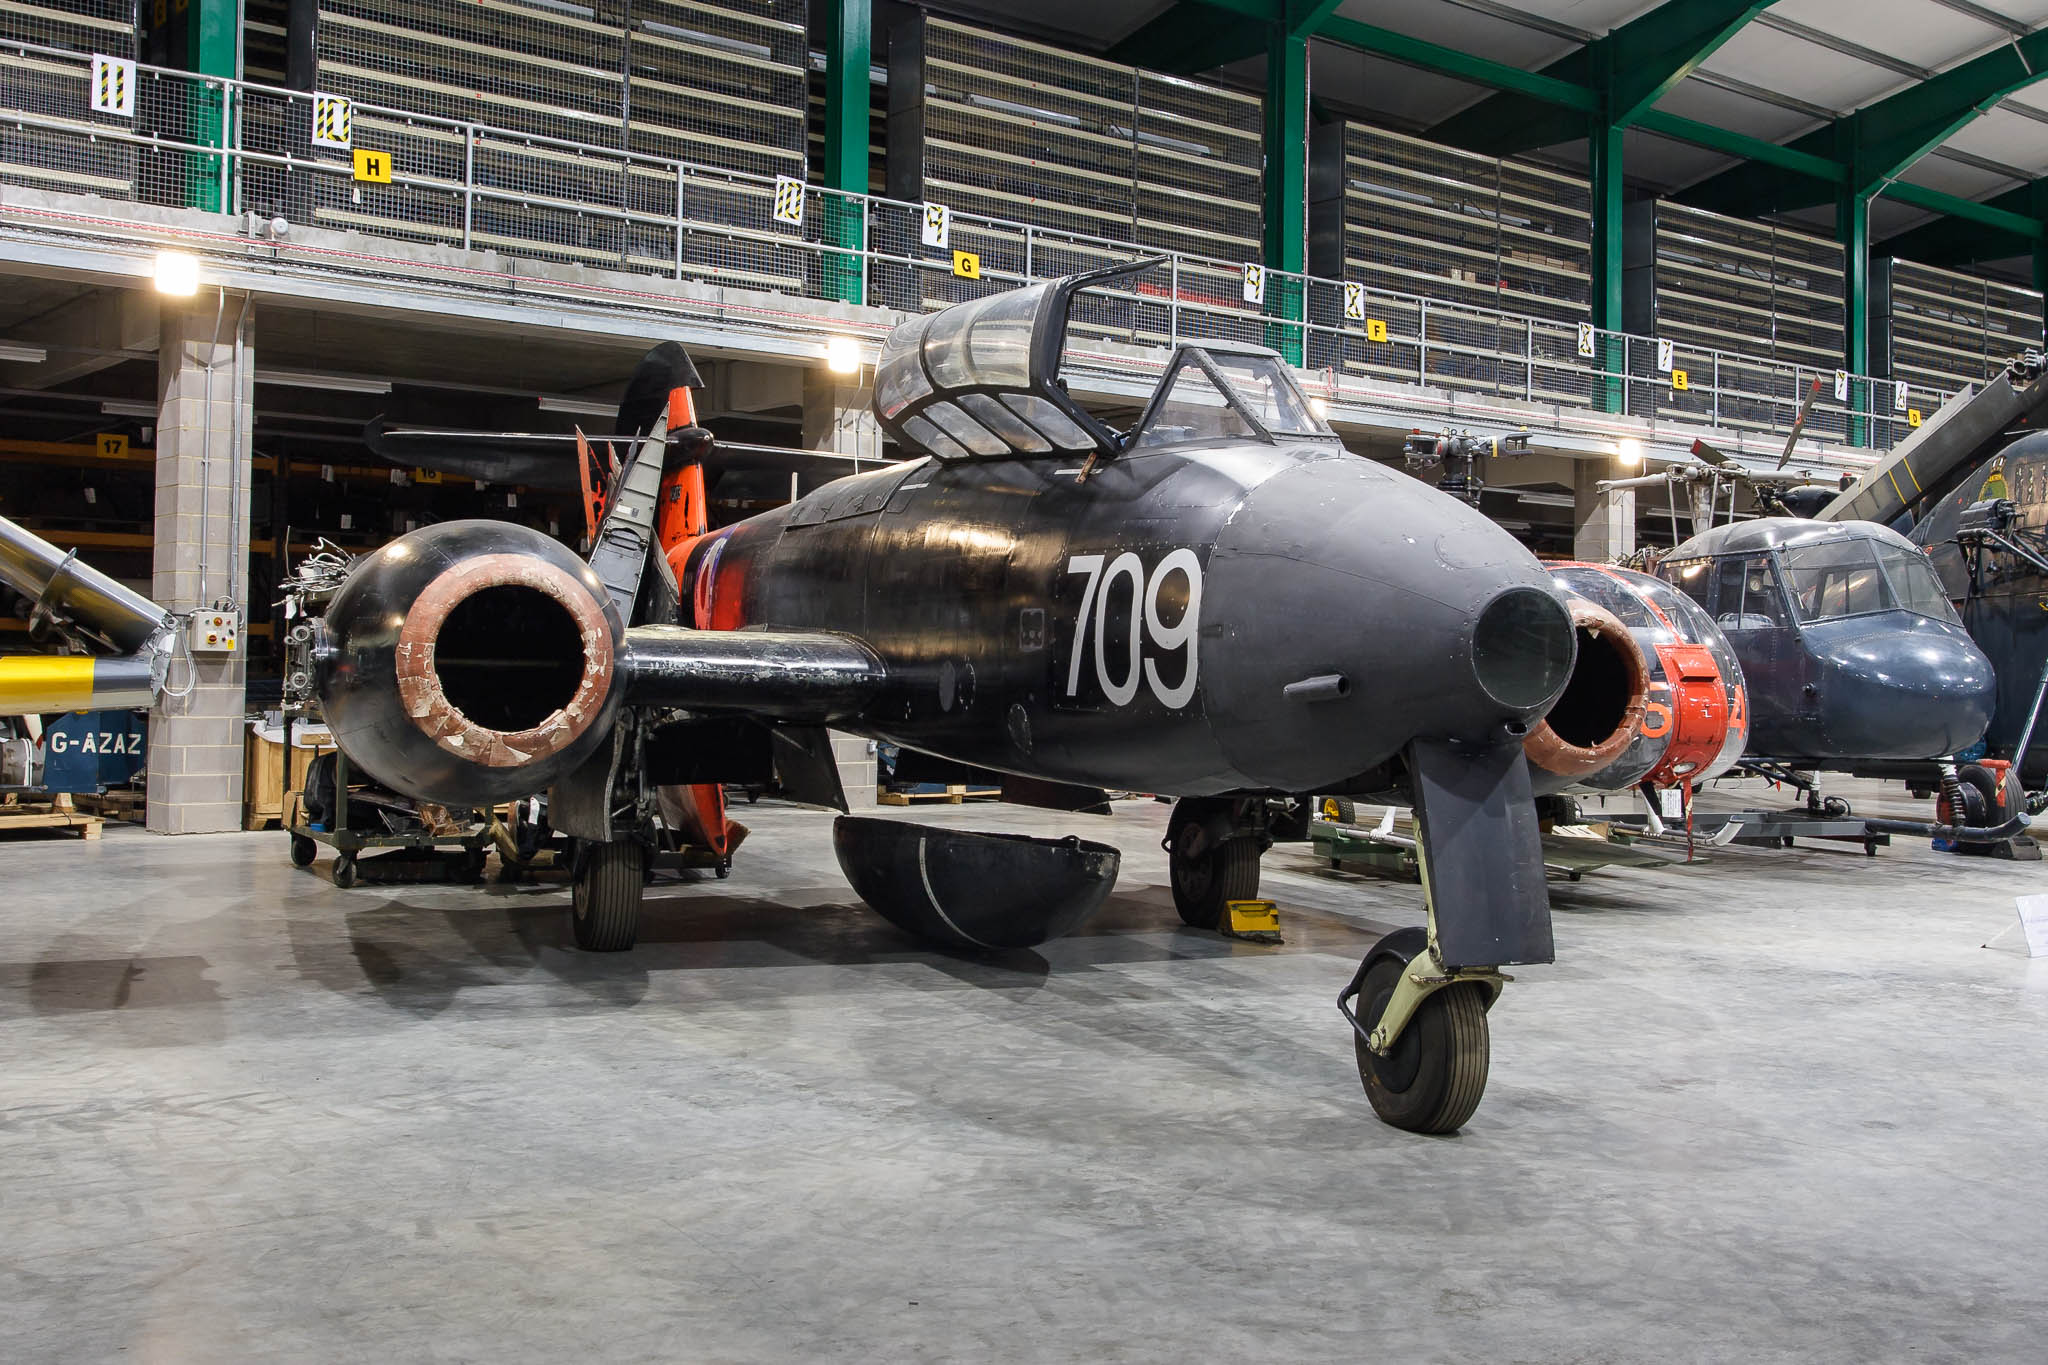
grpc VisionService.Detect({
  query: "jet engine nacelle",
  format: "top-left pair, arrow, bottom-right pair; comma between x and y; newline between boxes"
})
1523,563 -> 1748,796
313,520 -> 627,807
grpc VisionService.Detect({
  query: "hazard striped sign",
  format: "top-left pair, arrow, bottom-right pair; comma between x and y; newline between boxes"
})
91,55 -> 135,118
772,176 -> 805,226
311,93 -> 352,149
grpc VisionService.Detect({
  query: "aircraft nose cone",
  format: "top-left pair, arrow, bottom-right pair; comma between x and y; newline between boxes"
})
1201,454 -> 1574,789
1816,619 -> 1996,759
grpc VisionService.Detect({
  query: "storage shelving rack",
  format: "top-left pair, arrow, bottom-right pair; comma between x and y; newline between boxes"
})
883,16 -> 1261,329
1880,257 -> 2044,401
232,0 -> 809,290
1623,201 -> 1845,435
1307,121 -> 1593,402
0,1 -> 141,201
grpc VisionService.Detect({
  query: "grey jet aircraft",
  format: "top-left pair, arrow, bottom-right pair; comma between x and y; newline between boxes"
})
285,264 -> 1594,1134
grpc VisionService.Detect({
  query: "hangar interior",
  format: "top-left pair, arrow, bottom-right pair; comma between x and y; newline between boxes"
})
4,0 -> 2048,1358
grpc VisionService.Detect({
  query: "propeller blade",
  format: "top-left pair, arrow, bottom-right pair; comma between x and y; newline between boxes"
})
1777,377 -> 1822,469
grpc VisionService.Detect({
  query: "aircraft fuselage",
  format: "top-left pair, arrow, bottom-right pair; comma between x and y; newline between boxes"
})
677,437 -> 1569,798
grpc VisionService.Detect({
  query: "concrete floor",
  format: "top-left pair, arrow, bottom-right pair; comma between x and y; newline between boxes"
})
2,781 -> 2046,1362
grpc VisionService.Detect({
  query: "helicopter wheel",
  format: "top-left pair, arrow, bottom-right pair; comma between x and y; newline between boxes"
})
1353,940 -> 1490,1134
1318,796 -> 1356,825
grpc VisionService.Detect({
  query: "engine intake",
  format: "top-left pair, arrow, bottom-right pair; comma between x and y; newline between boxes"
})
317,521 -> 625,806
1522,598 -> 1650,779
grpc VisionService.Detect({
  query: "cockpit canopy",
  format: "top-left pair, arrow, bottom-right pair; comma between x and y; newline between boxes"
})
872,262 -> 1334,462
1131,346 -> 1331,449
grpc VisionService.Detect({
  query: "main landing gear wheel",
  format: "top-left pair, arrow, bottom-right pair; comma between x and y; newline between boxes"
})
1319,796 -> 1356,824
1169,822 -> 1260,930
571,841 -> 645,952
1354,940 -> 1491,1134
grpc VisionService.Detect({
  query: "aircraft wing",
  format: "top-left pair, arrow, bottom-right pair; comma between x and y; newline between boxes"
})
363,420 -> 901,490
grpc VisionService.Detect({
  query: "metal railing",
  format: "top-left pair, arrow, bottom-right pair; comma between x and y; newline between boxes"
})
0,41 -> 1945,454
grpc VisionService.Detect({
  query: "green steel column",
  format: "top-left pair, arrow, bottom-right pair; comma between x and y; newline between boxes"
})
820,0 -> 871,305
162,0 -> 239,212
1838,183 -> 1870,444
2033,181 -> 2048,348
1589,117 -> 1625,414
1263,25 -> 1308,365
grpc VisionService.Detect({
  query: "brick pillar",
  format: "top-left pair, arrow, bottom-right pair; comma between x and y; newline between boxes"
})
802,370 -> 881,465
147,295 -> 253,834
1573,457 -> 1635,563
832,730 -> 877,808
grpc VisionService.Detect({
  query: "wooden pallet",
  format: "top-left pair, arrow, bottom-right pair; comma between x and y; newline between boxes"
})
0,793 -> 103,840
73,791 -> 144,824
876,784 -> 1000,806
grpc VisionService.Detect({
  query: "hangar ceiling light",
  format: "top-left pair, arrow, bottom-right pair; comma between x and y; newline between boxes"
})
535,395 -> 618,418
254,368 -> 393,395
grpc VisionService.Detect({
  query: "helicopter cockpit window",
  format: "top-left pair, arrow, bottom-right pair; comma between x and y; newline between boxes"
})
1878,544 -> 1963,623
1132,350 -> 1332,450
1778,539 -> 1963,625
1714,557 -> 1788,631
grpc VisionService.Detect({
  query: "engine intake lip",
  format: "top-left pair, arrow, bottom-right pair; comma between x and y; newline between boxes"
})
394,552 -> 614,770
1522,597 -> 1650,778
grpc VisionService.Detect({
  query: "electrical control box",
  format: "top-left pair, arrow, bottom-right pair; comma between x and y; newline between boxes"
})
189,609 -> 239,654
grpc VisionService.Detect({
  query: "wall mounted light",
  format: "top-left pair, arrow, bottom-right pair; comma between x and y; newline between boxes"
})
824,336 -> 861,375
1616,438 -> 1643,467
153,249 -> 201,297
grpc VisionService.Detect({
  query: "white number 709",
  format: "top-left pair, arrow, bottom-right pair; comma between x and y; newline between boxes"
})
1064,549 -> 1203,709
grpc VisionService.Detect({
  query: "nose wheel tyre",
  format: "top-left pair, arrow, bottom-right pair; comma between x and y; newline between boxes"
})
1169,824 -> 1260,930
572,841 -> 645,952
1354,954 -> 1490,1134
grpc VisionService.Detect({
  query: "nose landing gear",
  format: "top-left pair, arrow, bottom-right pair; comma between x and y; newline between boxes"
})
1335,737 -> 1554,1134
1339,925 -> 1505,1133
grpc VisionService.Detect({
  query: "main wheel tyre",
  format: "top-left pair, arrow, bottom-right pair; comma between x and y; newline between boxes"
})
572,841 -> 645,952
289,833 -> 317,868
1353,956 -> 1490,1134
1169,824 -> 1260,930
1319,796 -> 1356,825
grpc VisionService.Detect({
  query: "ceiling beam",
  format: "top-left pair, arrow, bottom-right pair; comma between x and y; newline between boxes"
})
1877,179 -> 2044,265
1108,1 -> 1271,72
1682,27 -> 2048,218
1428,0 -> 1771,156
1314,14 -> 1596,111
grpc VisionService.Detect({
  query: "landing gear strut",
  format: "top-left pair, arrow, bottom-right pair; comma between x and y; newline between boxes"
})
571,840 -> 646,951
1165,798 -> 1267,931
1340,926 -> 1501,1133
1335,737 -> 1552,1134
